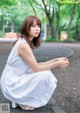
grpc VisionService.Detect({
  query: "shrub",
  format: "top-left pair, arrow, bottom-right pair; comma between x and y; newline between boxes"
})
45,37 -> 61,42
0,30 -> 3,37
63,38 -> 75,43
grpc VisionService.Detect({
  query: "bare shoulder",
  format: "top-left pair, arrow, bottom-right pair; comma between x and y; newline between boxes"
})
18,42 -> 30,50
18,42 -> 31,56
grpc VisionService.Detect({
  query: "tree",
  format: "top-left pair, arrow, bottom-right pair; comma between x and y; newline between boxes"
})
75,4 -> 80,40
60,1 -> 80,41
0,0 -> 16,35
55,1 -> 60,38
30,0 -> 60,38
67,0 -> 77,39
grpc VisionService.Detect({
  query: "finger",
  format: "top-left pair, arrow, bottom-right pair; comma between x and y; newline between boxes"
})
63,57 -> 68,61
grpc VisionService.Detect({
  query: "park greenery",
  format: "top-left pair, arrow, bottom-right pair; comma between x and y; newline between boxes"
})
0,0 -> 80,42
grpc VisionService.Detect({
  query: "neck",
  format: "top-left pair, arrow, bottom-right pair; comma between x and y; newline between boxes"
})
29,37 -> 34,41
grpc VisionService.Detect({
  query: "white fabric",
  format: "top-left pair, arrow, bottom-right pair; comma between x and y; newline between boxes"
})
1,38 -> 58,108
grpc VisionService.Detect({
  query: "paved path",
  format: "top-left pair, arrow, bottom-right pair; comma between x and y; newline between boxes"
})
0,41 -> 80,113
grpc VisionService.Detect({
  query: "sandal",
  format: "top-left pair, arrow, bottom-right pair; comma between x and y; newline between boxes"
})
12,102 -> 34,110
19,104 -> 34,110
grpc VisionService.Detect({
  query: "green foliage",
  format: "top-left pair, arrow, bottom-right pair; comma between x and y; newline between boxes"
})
0,30 -> 3,37
0,0 -> 16,9
0,0 -> 80,41
63,38 -> 75,43
45,37 -> 61,42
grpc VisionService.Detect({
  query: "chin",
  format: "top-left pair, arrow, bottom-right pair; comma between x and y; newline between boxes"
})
34,35 -> 39,37
34,37 -> 38,38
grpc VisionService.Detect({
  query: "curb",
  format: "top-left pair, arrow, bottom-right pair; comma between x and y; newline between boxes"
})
49,98 -> 67,113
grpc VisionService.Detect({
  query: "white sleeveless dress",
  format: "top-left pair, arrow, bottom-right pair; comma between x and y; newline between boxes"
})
1,38 -> 57,108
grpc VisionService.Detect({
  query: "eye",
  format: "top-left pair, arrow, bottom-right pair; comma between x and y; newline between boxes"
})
32,24 -> 40,28
38,25 -> 40,28
32,25 -> 35,27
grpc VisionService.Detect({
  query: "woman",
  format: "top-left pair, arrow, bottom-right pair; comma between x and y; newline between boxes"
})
1,15 -> 69,110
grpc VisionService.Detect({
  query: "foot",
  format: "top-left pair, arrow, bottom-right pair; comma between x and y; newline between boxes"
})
19,104 -> 34,110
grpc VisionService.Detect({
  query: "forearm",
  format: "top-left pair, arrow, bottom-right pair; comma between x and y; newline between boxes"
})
34,61 -> 59,72
39,58 -> 59,66
35,57 -> 69,72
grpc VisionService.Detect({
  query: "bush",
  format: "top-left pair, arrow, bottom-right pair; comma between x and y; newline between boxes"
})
63,38 -> 75,43
45,37 -> 61,42
0,30 -> 3,37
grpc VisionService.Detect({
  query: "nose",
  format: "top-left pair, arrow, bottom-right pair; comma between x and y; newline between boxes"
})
35,26 -> 40,30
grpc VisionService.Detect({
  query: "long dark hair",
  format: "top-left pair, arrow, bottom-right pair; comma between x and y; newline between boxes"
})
17,15 -> 42,49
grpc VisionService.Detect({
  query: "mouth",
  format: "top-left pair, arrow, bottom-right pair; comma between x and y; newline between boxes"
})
35,32 -> 39,34
35,32 -> 39,35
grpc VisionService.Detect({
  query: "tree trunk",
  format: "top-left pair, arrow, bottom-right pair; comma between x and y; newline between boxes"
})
43,13 -> 47,39
55,2 -> 60,39
29,0 -> 36,16
49,21 -> 55,38
11,21 -> 14,32
2,16 -> 5,36
47,19 -> 55,38
46,12 -> 55,38
67,2 -> 77,38
75,14 -> 80,41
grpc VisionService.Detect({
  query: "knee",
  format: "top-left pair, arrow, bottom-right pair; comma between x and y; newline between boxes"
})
39,71 -> 50,81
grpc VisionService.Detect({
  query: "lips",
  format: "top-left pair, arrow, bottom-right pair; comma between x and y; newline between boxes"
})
35,32 -> 39,35
35,32 -> 39,34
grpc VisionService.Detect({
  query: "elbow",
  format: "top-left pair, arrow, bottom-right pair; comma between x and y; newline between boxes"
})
32,67 -> 40,72
31,64 -> 41,72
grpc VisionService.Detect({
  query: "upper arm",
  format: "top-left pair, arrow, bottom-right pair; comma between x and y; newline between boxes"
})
18,43 -> 38,72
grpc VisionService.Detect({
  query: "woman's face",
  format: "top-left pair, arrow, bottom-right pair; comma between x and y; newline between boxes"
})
29,20 -> 41,39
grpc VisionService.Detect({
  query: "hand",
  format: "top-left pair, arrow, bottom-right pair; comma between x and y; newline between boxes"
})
58,57 -> 69,68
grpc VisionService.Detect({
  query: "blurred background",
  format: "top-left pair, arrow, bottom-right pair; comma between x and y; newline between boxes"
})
0,0 -> 80,42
